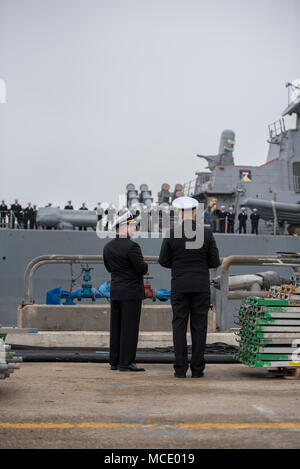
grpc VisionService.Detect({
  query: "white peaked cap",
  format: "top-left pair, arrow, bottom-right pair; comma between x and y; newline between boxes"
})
112,211 -> 136,229
172,197 -> 199,210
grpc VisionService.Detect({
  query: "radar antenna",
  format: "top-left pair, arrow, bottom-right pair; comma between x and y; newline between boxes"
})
283,79 -> 300,129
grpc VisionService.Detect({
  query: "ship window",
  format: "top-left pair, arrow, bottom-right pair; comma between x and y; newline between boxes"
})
294,163 -> 300,176
293,163 -> 300,191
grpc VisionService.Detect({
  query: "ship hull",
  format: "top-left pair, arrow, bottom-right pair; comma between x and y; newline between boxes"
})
0,229 -> 299,330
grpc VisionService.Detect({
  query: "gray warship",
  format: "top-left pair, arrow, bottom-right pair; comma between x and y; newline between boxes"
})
184,80 -> 300,235
1,80 -> 300,330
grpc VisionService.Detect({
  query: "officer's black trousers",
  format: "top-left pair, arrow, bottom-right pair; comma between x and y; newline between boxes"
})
171,292 -> 210,375
251,223 -> 258,235
239,222 -> 247,234
227,222 -> 234,234
219,220 -> 226,233
0,215 -> 6,228
109,299 -> 142,367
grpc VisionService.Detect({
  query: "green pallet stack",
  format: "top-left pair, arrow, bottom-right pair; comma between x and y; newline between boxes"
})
0,328 -> 23,380
235,297 -> 300,368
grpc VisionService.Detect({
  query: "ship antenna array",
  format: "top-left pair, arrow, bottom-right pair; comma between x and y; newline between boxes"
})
285,81 -> 300,106
286,82 -> 300,91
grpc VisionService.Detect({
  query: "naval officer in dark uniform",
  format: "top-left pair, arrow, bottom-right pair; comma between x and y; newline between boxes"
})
227,207 -> 235,234
250,208 -> 260,235
23,203 -> 35,229
159,197 -> 220,378
219,206 -> 227,233
238,207 -> 248,234
103,211 -> 148,372
0,201 -> 8,228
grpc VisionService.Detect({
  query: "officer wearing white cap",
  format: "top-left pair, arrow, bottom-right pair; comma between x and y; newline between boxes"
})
238,207 -> 248,234
227,207 -> 235,234
103,211 -> 148,372
219,205 -> 227,233
250,208 -> 260,235
159,197 -> 220,378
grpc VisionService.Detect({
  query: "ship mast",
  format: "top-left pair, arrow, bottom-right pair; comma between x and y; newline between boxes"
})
0,79 -> 6,104
283,80 -> 300,130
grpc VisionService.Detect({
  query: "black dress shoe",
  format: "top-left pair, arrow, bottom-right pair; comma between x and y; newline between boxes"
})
119,364 -> 145,372
110,365 -> 118,370
191,372 -> 204,378
174,373 -> 186,379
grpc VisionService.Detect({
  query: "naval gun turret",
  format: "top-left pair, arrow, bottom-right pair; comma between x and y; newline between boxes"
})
191,81 -> 300,234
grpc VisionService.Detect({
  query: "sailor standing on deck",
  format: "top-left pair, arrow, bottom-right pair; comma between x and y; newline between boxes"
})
250,208 -> 260,235
238,207 -> 248,234
227,207 -> 235,233
64,201 -> 74,210
23,203 -> 35,229
159,197 -> 221,378
103,211 -> 148,372
10,200 -> 23,229
0,200 -> 8,228
219,206 -> 227,233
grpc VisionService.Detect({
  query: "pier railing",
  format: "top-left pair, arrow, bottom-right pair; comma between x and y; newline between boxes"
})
218,254 -> 300,331
23,255 -> 159,305
22,253 -> 300,332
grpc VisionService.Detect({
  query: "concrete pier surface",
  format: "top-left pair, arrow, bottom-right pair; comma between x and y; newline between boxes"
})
1,363 -> 300,449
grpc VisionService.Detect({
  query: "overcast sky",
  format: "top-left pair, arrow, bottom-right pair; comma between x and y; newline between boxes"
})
0,0 -> 299,209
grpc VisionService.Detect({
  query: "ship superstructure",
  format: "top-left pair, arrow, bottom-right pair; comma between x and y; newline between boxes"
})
185,80 -> 300,234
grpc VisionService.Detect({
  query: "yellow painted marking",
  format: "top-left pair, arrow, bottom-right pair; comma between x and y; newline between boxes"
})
1,422 -> 300,430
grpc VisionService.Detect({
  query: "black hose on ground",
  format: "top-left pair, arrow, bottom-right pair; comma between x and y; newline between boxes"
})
12,343 -> 238,364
